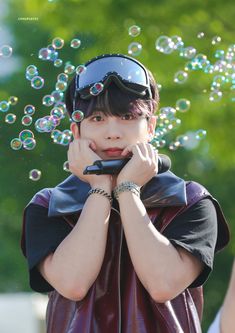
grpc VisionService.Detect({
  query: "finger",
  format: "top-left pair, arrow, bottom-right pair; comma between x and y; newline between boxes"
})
121,145 -> 134,156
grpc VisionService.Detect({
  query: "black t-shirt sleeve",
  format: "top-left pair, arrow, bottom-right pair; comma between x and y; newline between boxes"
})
162,198 -> 218,288
24,203 -> 72,292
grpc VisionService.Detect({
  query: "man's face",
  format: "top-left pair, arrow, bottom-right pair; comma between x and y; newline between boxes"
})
75,110 -> 156,160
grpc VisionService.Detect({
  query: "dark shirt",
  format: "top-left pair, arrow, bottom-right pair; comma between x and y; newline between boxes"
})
24,197 -> 217,293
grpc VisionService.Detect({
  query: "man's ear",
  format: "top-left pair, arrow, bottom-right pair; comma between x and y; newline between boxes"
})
147,115 -> 157,142
70,122 -> 80,139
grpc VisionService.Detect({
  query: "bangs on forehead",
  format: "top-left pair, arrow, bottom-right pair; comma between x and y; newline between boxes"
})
75,84 -> 155,118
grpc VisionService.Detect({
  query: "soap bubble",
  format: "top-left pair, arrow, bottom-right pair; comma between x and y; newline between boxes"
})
8,96 -> 18,105
171,35 -> 184,50
76,65 -> 86,75
10,138 -> 22,150
26,65 -> 38,80
19,130 -> 34,142
128,25 -> 141,37
176,98 -> 191,112
23,137 -> 36,150
71,110 -> 84,122
128,42 -> 142,56
57,73 -> 68,82
54,59 -> 63,67
195,129 -> 207,140
5,113 -> 16,124
70,38 -> 81,49
50,107 -> 64,119
90,82 -> 104,96
24,104 -> 35,115
197,32 -> 205,39
31,76 -> 44,89
0,44 -> 13,58
179,47 -> 197,59
64,63 -> 75,74
52,37 -> 64,49
42,95 -> 55,106
0,101 -> 10,112
174,71 -> 188,84
212,36 -> 222,45
22,115 -> 33,126
155,36 -> 174,54
63,161 -> 70,172
29,169 -> 41,181
38,48 -> 51,60
209,90 -> 222,102
55,81 -> 67,92
51,90 -> 63,102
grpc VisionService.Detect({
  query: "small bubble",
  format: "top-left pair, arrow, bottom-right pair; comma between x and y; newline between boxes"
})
90,82 -> 104,96
54,59 -> 63,67
76,65 -> 86,75
24,104 -> 35,115
0,100 -> 10,112
38,48 -> 52,60
70,38 -> 81,49
23,137 -> 36,150
52,37 -> 64,49
55,81 -> 67,92
42,95 -> 55,106
71,110 -> 84,122
5,113 -> 16,124
31,76 -> 44,89
50,107 -> 64,119
209,90 -> 222,102
64,63 -> 75,74
8,96 -> 18,105
179,47 -> 197,59
10,138 -> 22,150
197,32 -> 205,39
22,115 -> 33,126
170,35 -> 184,50
51,90 -> 63,102
212,36 -> 222,45
195,129 -> 207,140
175,98 -> 191,112
29,169 -> 41,181
128,42 -> 142,56
0,44 -> 13,58
63,161 -> 70,172
57,73 -> 68,82
19,129 -> 34,142
155,36 -> 174,54
174,71 -> 188,84
128,25 -> 141,37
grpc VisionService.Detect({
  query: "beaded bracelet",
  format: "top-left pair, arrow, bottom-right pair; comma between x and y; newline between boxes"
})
113,181 -> 140,200
88,188 -> 113,205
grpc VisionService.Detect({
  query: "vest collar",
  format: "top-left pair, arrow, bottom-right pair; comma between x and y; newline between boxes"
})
48,171 -> 187,217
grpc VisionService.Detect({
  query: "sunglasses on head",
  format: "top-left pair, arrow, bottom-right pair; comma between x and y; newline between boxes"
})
74,54 -> 152,100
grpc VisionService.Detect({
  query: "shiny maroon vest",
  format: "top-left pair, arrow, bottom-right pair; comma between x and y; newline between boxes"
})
22,180 -> 229,333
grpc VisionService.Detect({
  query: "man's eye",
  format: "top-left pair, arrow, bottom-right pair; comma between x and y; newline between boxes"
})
121,113 -> 135,120
91,115 -> 103,122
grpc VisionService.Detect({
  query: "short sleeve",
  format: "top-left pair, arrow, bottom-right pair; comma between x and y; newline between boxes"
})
24,203 -> 72,292
162,198 -> 218,287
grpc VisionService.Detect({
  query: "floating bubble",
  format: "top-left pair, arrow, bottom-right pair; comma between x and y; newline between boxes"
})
48,50 -> 58,62
54,59 -> 63,67
55,81 -> 67,92
128,25 -> 141,37
24,104 -> 35,115
214,50 -> 225,59
64,63 -> 75,74
0,44 -> 13,58
157,83 -> 162,91
42,94 -> 55,106
51,129 -> 61,141
51,90 -> 63,102
192,53 -> 208,70
155,36 -> 174,54
212,36 -> 222,45
0,100 -> 10,112
38,48 -> 52,60
19,129 -> 34,142
52,37 -> 64,49
197,32 -> 205,39
170,35 -> 184,50
179,47 -> 197,59
5,113 -> 16,124
71,110 -> 84,122
195,129 -> 207,140
90,82 -> 104,96
23,137 -> 36,150
57,73 -> 68,82
159,106 -> 176,120
175,134 -> 188,147
50,107 -> 64,119
54,101 -> 66,114
209,90 -> 222,102
76,65 -> 86,75
174,71 -> 188,84
29,169 -> 41,181
8,96 -> 18,105
176,98 -> 191,112
26,65 -> 38,80
22,115 -> 33,126
10,138 -> 22,150
31,76 -> 44,89
70,38 -> 81,49
169,141 -> 180,151
128,42 -> 142,56
63,161 -> 70,172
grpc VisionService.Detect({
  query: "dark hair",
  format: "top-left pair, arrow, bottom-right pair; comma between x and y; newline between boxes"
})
65,69 -> 159,120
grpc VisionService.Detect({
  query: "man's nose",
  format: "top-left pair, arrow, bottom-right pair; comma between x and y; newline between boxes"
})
105,118 -> 122,139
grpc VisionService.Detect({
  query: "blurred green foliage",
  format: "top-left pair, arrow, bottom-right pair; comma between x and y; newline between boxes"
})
0,0 -> 234,330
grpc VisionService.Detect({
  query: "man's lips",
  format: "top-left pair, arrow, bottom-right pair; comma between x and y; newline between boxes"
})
103,148 -> 124,157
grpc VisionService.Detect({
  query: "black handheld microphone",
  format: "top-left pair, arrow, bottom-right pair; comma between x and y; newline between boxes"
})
83,154 -> 171,175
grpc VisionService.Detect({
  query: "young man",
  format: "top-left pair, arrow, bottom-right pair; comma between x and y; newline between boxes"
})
21,54 -> 229,333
